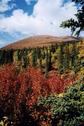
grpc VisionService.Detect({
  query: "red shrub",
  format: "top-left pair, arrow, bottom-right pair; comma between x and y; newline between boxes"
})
47,74 -> 65,94
0,64 -> 75,125
0,64 -> 18,97
17,67 -> 50,107
0,64 -> 75,108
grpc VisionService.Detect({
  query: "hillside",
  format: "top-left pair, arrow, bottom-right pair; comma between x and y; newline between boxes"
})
0,35 -> 83,75
0,36 -> 84,126
2,35 -> 79,50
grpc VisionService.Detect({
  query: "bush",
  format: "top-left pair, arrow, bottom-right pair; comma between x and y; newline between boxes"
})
0,64 -> 76,125
37,82 -> 84,126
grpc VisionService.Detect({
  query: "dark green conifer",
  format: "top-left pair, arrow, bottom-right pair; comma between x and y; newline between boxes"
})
58,44 -> 64,74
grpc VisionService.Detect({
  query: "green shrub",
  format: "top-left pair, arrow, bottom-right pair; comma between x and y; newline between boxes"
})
37,82 -> 84,126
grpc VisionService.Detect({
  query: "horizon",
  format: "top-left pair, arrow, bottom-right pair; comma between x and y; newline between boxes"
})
0,0 -> 84,48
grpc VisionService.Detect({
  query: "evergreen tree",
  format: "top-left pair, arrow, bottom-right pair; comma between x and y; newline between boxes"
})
58,44 -> 65,74
32,48 -> 37,67
70,42 -> 79,72
0,50 -> 4,65
64,43 -> 70,70
45,47 -> 52,76
48,47 -> 52,71
45,48 -> 49,77
21,48 -> 28,68
61,0 -> 84,36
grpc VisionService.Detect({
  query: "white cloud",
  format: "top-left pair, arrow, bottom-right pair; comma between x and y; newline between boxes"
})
0,0 -> 16,12
0,0 -> 77,39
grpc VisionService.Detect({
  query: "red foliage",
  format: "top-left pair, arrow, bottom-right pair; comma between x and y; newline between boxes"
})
0,64 -> 75,108
0,64 -> 75,125
0,64 -> 18,97
17,67 -> 50,107
47,74 -> 64,94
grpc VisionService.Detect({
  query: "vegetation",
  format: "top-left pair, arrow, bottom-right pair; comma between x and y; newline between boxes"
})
1,39 -> 84,76
61,0 -> 84,36
0,64 -> 76,126
37,80 -> 84,126
0,38 -> 84,126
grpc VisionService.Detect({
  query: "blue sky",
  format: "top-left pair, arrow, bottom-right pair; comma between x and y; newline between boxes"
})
0,0 -> 77,47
